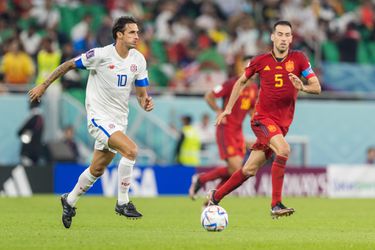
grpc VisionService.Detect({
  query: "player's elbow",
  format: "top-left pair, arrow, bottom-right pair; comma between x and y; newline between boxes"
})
314,84 -> 322,95
204,91 -> 214,102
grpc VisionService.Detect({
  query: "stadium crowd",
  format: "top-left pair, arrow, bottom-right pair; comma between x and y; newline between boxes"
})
0,0 -> 374,96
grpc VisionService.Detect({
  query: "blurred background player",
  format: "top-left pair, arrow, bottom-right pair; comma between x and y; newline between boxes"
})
209,20 -> 321,219
189,56 -> 258,202
29,16 -> 154,228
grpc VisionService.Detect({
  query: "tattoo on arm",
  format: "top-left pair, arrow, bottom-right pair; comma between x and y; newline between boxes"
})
42,60 -> 75,88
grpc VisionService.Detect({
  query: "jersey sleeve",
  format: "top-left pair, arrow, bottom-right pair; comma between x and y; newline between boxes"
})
134,53 -> 149,87
299,52 -> 316,79
244,56 -> 261,79
74,48 -> 103,70
212,79 -> 233,98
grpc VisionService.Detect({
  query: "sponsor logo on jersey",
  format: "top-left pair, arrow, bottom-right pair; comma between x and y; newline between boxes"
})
86,49 -> 95,59
130,64 -> 137,72
285,60 -> 294,72
264,65 -> 271,71
267,125 -> 277,133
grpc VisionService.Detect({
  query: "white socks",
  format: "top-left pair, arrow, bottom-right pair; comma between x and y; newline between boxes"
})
117,157 -> 135,205
66,157 -> 135,207
67,167 -> 98,206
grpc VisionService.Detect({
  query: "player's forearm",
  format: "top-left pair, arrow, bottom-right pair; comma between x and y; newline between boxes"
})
42,60 -> 76,89
135,87 -> 148,106
303,77 -> 321,95
204,92 -> 221,113
225,76 -> 247,112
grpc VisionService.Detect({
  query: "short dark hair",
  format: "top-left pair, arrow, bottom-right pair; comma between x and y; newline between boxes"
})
273,20 -> 292,32
112,16 -> 138,40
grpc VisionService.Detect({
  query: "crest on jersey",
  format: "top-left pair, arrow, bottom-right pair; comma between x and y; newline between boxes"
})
109,64 -> 115,69
285,60 -> 294,72
267,125 -> 277,133
109,124 -> 115,129
85,49 -> 95,59
130,64 -> 137,72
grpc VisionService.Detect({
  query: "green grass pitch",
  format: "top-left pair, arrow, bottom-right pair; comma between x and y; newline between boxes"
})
1,196 -> 374,250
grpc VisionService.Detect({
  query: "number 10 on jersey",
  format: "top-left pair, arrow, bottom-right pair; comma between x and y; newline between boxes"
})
117,74 -> 128,87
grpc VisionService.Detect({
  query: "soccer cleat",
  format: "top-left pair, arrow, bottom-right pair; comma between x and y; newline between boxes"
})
188,174 -> 202,200
115,201 -> 143,219
61,193 -> 76,229
206,189 -> 219,206
270,202 -> 295,219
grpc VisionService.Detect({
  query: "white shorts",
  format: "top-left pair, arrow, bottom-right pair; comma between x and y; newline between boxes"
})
88,118 -> 127,153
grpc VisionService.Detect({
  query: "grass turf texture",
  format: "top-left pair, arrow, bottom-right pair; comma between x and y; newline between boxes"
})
0,196 -> 374,250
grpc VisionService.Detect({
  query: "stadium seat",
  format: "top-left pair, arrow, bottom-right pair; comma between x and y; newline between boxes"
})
367,42 -> 375,64
357,41 -> 370,64
321,41 -> 340,62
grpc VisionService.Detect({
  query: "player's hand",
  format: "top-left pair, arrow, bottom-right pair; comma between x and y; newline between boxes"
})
143,96 -> 154,112
28,84 -> 47,102
215,109 -> 231,126
288,73 -> 304,91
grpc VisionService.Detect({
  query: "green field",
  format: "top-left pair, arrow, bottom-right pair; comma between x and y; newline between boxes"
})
0,196 -> 374,250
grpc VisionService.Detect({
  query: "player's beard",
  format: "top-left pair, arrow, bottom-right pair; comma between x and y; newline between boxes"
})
276,44 -> 288,54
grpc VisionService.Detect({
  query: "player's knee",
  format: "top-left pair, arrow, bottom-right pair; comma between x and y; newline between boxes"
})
121,145 -> 138,160
278,146 -> 290,158
242,165 -> 258,177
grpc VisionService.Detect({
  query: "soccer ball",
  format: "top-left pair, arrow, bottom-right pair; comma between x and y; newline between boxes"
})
201,205 -> 228,232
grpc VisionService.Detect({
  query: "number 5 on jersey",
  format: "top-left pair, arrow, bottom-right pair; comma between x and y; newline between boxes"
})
117,74 -> 127,87
275,74 -> 283,88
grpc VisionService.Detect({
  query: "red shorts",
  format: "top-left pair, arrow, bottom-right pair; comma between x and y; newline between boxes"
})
216,125 -> 246,160
251,118 -> 289,159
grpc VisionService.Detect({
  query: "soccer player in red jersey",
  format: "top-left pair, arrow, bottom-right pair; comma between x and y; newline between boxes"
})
188,57 -> 258,202
208,20 -> 321,219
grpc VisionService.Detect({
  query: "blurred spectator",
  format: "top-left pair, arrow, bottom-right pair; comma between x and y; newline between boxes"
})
96,15 -> 113,46
30,0 -> 61,29
367,147 -> 375,164
19,24 -> 42,57
110,0 -> 144,20
194,113 -> 215,150
36,37 -> 62,85
62,126 -> 80,163
0,17 -> 15,46
71,14 -> 92,52
338,22 -> 360,62
175,115 -> 201,166
1,38 -> 35,86
35,38 -> 63,142
154,0 -> 178,42
17,101 -> 46,167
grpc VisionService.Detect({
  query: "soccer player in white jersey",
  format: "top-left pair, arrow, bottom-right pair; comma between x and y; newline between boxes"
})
29,16 -> 154,228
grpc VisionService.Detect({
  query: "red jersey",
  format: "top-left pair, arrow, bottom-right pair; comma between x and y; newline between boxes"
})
212,77 -> 258,128
245,50 -> 315,127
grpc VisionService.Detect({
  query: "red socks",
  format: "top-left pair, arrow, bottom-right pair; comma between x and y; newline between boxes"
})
271,155 -> 288,207
214,169 -> 249,202
199,167 -> 230,184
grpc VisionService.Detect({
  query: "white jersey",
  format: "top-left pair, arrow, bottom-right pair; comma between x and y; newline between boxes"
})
75,44 -> 148,126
